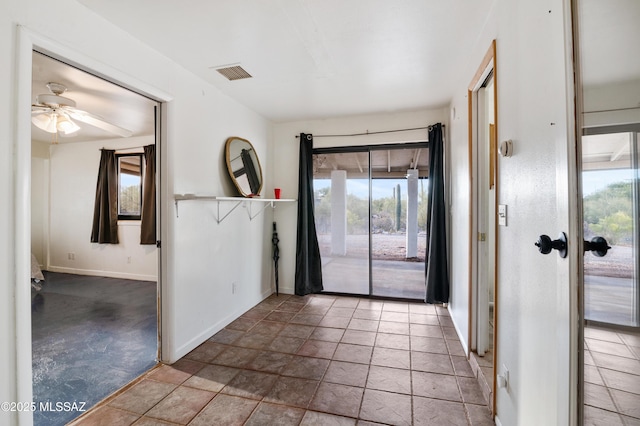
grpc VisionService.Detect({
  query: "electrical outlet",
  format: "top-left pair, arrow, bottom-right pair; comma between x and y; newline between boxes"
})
232,282 -> 237,294
127,256 -> 132,264
68,252 -> 75,260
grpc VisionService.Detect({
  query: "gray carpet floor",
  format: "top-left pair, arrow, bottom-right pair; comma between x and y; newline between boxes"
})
31,271 -> 157,425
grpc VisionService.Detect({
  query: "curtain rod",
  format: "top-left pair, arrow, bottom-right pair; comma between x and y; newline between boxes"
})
295,124 -> 444,138
100,145 -> 149,151
230,146 -> 255,162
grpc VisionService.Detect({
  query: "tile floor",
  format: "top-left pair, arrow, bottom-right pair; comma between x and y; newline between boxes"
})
584,325 -> 640,426
71,293 -> 494,425
468,348 -> 493,410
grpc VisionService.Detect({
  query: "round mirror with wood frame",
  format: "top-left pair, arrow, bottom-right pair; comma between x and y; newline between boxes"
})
225,136 -> 263,197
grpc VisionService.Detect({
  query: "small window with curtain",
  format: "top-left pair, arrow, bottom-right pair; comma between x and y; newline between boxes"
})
117,154 -> 144,220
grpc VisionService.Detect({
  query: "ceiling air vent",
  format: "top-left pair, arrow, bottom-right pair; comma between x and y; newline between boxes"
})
214,65 -> 252,81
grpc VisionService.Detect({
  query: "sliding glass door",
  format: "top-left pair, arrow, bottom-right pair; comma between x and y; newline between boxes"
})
313,151 -> 370,295
313,144 -> 428,300
582,129 -> 640,326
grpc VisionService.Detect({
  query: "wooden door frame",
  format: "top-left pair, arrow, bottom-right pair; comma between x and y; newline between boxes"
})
467,39 -> 499,413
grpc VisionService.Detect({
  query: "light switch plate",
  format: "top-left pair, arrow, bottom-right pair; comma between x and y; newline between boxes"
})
498,204 -> 507,226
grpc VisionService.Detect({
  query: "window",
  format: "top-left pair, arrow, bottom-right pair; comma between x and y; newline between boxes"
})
117,154 -> 143,220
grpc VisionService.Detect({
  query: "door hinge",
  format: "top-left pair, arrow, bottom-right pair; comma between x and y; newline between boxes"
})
478,232 -> 486,242
156,240 -> 161,248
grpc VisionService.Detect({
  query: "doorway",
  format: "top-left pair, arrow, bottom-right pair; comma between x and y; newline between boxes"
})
29,51 -> 162,425
468,40 -> 499,413
313,143 -> 429,300
476,73 -> 496,358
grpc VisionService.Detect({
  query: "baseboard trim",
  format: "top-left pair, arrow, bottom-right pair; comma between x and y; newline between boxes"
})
46,265 -> 157,282
170,287 -> 278,363
447,305 -> 470,356
278,285 -> 295,295
171,311 -> 241,363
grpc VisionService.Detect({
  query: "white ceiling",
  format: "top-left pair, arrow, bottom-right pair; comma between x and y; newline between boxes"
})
76,0 -> 495,122
582,132 -> 631,171
32,52 -> 157,144
579,0 -> 640,86
32,1 -> 638,145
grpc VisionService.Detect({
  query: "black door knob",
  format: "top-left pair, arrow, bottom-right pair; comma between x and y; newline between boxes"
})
584,236 -> 611,257
535,232 -> 567,258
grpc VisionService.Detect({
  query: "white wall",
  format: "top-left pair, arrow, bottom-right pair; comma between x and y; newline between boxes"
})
1,3 -> 22,419
45,136 -> 157,281
272,108 -> 448,295
169,84 -> 274,361
1,1 -> 582,425
31,142 -> 49,266
583,79 -> 640,127
447,0 -> 575,425
448,100 -> 473,356
3,1 -> 274,424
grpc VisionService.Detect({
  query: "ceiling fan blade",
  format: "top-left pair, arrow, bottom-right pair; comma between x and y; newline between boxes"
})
31,105 -> 52,114
66,108 -> 133,138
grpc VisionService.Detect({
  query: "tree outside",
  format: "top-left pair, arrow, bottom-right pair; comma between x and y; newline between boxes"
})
583,180 -> 633,246
120,180 -> 141,215
314,179 -> 428,236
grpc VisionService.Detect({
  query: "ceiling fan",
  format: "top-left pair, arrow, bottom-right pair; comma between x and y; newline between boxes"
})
31,82 -> 132,140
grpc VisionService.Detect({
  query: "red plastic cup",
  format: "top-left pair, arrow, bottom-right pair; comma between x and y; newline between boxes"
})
274,188 -> 281,199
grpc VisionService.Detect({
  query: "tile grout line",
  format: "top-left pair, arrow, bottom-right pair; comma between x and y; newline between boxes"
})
584,326 -> 640,425
78,293 -> 493,425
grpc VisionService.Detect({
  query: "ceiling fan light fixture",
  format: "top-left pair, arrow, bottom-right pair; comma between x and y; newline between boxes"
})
56,114 -> 81,135
32,112 -> 80,135
32,82 -> 133,139
31,113 -> 57,133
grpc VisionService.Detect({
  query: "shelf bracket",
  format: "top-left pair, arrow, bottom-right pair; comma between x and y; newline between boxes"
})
247,201 -> 274,221
173,195 -> 293,222
216,200 -> 243,224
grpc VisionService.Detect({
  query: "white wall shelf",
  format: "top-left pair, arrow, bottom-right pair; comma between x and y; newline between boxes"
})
173,194 -> 295,223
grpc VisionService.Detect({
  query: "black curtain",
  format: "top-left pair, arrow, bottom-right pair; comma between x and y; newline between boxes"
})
425,123 -> 450,303
240,148 -> 260,195
141,144 -> 156,245
90,149 -> 119,244
294,133 -> 323,295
